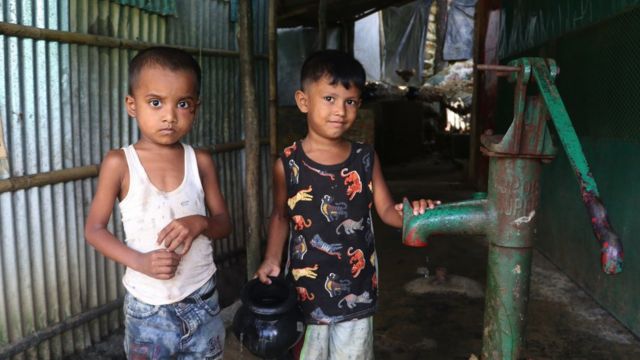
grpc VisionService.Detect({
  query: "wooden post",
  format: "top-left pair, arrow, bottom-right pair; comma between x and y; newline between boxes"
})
318,0 -> 328,50
269,0 -> 278,161
238,0 -> 261,279
342,21 -> 355,54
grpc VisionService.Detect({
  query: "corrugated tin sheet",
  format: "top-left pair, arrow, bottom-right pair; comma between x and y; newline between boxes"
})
0,0 -> 269,358
111,0 -> 177,15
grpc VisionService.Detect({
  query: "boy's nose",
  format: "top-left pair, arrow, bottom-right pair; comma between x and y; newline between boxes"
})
163,109 -> 178,123
333,102 -> 346,116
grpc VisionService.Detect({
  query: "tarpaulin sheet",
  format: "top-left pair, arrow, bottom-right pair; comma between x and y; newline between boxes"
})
443,0 -> 477,60
277,27 -> 341,106
381,0 -> 433,86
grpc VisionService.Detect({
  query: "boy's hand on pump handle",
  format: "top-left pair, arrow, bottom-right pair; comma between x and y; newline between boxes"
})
395,198 -> 441,217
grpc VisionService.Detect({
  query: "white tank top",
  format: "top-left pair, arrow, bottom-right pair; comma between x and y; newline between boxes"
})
119,143 -> 216,305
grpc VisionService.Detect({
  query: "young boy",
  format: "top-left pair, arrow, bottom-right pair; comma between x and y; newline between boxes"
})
85,47 -> 232,359
255,49 -> 438,359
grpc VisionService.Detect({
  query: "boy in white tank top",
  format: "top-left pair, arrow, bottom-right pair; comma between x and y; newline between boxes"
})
85,47 -> 232,359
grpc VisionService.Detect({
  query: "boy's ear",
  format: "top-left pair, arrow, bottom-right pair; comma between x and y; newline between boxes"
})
193,99 -> 201,114
294,90 -> 309,113
125,95 -> 136,118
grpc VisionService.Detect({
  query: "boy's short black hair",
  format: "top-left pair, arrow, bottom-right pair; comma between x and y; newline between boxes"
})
300,49 -> 366,92
128,46 -> 202,96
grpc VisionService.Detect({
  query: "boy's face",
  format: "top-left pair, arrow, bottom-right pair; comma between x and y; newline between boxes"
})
126,65 -> 199,146
295,75 -> 361,141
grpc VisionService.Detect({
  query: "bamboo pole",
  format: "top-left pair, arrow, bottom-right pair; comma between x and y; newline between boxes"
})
269,0 -> 278,161
318,0 -> 328,50
0,21 -> 267,59
0,165 -> 100,194
238,0 -> 262,279
0,139 -> 268,194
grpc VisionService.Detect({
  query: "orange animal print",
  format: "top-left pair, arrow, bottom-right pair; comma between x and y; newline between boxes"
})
292,215 -> 312,230
284,142 -> 297,157
340,168 -> 362,200
347,247 -> 365,278
296,287 -> 315,301
292,264 -> 319,281
288,186 -> 313,210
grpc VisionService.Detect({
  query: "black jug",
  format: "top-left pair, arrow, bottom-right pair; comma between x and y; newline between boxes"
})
233,276 -> 304,359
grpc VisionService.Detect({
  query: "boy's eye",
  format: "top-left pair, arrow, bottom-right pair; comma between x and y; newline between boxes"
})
177,100 -> 190,109
149,99 -> 161,107
346,99 -> 358,106
324,96 -> 334,103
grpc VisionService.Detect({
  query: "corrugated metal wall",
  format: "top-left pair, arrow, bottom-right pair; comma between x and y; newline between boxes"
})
0,0 -> 270,358
494,3 -> 640,337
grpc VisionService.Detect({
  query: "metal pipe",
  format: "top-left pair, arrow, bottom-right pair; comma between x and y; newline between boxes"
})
402,199 -> 489,247
476,64 -> 521,72
481,156 -> 541,358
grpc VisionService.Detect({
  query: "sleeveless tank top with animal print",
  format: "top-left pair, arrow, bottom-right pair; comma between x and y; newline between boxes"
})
281,140 -> 378,325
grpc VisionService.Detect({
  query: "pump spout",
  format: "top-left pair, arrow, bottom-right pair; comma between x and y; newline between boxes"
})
402,198 -> 489,247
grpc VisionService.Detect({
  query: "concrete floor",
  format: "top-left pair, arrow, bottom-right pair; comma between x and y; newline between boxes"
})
69,156 -> 640,359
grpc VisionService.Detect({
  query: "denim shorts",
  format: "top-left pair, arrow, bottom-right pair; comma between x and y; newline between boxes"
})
123,275 -> 225,359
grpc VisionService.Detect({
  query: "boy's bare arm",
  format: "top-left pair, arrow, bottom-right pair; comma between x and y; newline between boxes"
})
198,150 -> 232,239
255,159 -> 289,284
372,151 -> 439,228
85,150 -> 180,279
157,149 -> 232,253
372,152 -> 403,228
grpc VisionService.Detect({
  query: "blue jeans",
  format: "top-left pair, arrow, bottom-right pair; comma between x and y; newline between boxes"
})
123,275 -> 225,359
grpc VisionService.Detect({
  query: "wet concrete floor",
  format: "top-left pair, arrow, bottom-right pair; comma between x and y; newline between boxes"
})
69,158 -> 640,359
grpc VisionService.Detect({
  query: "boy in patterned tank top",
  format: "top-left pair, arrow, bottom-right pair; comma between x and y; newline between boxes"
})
255,50 -> 439,359
85,47 -> 232,359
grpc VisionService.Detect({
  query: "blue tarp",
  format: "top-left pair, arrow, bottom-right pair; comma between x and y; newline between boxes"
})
443,0 -> 477,60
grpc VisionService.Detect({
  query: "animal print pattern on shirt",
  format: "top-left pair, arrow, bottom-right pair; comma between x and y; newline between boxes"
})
281,140 -> 377,325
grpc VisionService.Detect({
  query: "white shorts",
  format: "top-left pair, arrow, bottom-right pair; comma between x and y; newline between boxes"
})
299,317 -> 374,360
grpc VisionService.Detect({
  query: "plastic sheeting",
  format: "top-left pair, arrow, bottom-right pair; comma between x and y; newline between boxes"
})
442,0 -> 477,60
277,27 -> 341,106
354,12 -> 382,82
381,0 -> 433,87
499,0 -> 640,58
